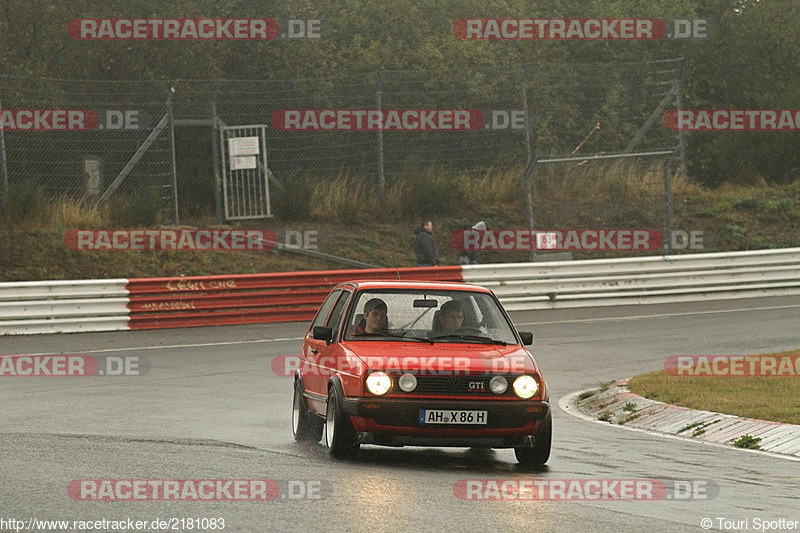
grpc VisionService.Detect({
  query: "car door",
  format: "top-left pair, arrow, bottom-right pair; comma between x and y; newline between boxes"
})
303,289 -> 341,404
305,289 -> 353,411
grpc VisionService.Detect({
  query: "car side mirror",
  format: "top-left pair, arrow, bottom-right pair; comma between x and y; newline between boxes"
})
519,331 -> 534,346
312,326 -> 333,344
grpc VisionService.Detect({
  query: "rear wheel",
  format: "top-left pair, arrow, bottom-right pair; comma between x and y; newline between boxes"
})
292,380 -> 323,442
324,385 -> 359,457
515,413 -> 551,466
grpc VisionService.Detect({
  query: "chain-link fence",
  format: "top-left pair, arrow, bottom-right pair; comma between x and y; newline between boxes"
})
0,58 -> 684,234
0,77 -> 176,211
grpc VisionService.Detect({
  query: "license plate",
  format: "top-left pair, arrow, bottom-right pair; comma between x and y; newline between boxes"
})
419,409 -> 488,425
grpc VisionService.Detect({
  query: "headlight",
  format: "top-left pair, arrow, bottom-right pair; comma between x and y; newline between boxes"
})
513,375 -> 538,399
398,373 -> 417,392
366,372 -> 392,395
489,375 -> 508,394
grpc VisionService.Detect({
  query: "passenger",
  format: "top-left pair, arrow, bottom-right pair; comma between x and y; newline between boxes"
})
437,300 -> 464,333
354,298 -> 389,335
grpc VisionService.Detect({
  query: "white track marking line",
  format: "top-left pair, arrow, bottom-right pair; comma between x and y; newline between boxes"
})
11,304 -> 800,357
517,304 -> 800,326
15,337 -> 306,357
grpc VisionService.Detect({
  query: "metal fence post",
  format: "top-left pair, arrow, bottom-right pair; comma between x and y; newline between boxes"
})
211,82 -> 223,224
0,93 -> 9,200
521,65 -> 536,262
676,57 -> 688,178
663,158 -> 674,254
168,86 -> 180,224
522,157 -> 538,263
376,70 -> 386,193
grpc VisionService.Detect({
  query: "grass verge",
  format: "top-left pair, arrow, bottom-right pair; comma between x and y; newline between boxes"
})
627,350 -> 800,425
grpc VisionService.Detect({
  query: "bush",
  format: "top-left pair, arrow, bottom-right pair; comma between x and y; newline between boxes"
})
719,224 -> 747,247
0,185 -> 47,223
272,175 -> 313,221
766,196 -> 793,212
108,189 -> 165,226
731,434 -> 761,449
732,196 -> 761,210
391,171 -> 464,218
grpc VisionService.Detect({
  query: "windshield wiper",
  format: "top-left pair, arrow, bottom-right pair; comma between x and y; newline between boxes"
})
350,332 -> 433,344
427,334 -> 507,345
401,335 -> 435,345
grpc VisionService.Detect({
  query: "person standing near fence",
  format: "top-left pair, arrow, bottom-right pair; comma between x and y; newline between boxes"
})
414,219 -> 439,267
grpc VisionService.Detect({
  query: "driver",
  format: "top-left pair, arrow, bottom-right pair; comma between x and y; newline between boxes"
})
353,298 -> 388,335
438,300 -> 464,333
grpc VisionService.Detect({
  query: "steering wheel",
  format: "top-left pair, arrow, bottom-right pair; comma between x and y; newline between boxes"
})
454,326 -> 484,336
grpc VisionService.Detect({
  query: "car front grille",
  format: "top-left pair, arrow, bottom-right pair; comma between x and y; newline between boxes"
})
393,374 -> 518,397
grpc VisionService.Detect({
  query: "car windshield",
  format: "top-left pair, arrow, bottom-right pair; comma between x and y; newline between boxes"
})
343,289 -> 518,345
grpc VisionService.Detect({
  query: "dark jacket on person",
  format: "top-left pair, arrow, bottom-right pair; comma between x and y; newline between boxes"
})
414,227 -> 439,266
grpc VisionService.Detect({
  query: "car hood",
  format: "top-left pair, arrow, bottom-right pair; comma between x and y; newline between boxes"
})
341,341 -> 538,375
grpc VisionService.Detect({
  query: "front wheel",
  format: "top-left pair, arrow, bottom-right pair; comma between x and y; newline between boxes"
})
324,385 -> 359,457
292,380 -> 323,442
515,413 -> 551,466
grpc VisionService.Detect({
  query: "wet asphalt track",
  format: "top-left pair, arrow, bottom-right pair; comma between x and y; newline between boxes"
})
2,296 -> 800,533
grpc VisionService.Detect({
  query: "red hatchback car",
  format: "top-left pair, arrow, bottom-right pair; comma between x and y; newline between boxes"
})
291,280 -> 551,466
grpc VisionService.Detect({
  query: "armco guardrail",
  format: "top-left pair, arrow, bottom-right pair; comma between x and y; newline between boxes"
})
2,249 -> 799,335
126,267 -> 462,329
462,248 -> 800,310
0,279 -> 130,335
0,267 -> 461,335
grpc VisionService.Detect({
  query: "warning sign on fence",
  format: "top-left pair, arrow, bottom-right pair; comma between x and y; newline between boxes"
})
231,155 -> 257,170
228,136 -> 260,156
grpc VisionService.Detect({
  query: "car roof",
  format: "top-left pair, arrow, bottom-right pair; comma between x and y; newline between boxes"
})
335,280 -> 493,293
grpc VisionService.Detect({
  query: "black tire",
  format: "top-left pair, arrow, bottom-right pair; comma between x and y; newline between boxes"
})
515,413 -> 552,466
324,385 -> 359,457
292,379 -> 323,442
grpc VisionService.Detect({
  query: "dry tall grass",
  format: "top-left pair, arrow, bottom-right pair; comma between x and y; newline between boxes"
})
0,188 -> 164,228
1,162 -> 789,230
47,196 -> 106,227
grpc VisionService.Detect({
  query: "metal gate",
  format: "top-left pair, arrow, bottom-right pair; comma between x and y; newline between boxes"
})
219,125 -> 271,220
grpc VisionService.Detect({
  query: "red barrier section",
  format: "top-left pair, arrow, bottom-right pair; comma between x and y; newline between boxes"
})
127,289 -> 331,312
126,267 -> 463,330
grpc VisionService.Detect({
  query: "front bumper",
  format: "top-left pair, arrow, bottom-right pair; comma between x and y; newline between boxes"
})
341,397 -> 550,447
356,432 -> 538,448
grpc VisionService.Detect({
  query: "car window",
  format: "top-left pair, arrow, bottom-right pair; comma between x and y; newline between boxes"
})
325,290 -> 352,340
310,289 -> 341,331
343,289 -> 518,344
